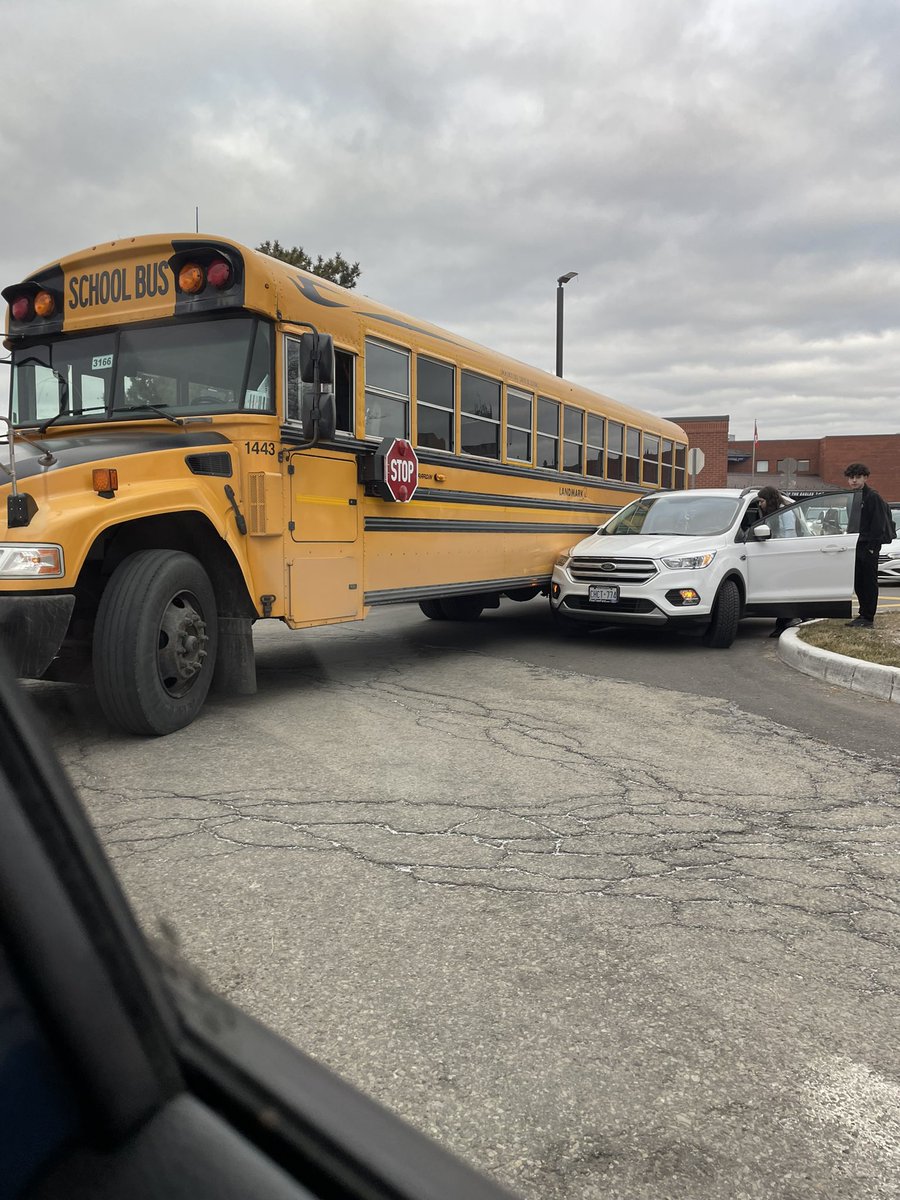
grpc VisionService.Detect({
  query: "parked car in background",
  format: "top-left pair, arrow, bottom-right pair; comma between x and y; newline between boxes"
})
878,503 -> 900,584
550,487 -> 857,647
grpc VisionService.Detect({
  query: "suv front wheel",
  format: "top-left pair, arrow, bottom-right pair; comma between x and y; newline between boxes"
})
701,578 -> 741,648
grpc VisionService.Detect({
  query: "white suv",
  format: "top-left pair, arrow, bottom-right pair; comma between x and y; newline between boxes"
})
550,488 -> 857,647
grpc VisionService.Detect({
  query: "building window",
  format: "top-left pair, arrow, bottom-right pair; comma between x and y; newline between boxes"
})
757,459 -> 769,473
586,414 -> 604,477
563,406 -> 583,473
365,339 -> 409,439
537,397 -> 560,469
506,387 -> 532,463
461,371 -> 500,459
416,357 -> 454,452
798,459 -> 810,472
643,433 -> 660,485
625,427 -> 641,484
607,421 -> 624,481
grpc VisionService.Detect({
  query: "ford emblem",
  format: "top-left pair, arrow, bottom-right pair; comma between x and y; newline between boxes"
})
600,562 -> 616,571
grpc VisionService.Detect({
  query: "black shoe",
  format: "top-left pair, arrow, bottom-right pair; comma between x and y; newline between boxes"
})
845,617 -> 874,628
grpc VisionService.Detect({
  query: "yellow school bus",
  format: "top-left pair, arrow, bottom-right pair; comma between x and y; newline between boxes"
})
1,234 -> 687,734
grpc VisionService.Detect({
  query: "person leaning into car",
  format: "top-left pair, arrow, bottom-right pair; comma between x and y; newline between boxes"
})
844,462 -> 886,628
756,486 -> 802,638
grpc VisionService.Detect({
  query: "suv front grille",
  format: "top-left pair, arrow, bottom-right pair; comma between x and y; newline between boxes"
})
569,556 -> 658,585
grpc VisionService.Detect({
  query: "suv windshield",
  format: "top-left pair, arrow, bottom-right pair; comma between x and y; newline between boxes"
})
10,316 -> 273,427
603,493 -> 741,536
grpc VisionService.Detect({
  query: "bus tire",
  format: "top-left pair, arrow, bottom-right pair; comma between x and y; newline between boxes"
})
701,579 -> 740,649
504,587 -> 541,602
418,599 -> 447,620
439,596 -> 484,621
93,550 -> 219,736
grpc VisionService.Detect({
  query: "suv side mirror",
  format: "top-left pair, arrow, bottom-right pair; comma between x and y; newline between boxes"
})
754,523 -> 772,541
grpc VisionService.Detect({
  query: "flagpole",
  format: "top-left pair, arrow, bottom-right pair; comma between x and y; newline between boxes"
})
751,421 -> 757,486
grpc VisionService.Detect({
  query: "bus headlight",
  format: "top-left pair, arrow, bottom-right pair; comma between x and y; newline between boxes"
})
0,545 -> 65,578
661,550 -> 717,570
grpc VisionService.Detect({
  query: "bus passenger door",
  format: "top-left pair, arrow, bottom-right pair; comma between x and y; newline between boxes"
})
287,452 -> 362,624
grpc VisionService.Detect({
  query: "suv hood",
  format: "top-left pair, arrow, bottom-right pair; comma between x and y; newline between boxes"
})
572,531 -> 725,558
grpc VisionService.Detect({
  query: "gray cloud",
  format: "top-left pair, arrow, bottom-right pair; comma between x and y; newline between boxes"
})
3,0 -> 899,440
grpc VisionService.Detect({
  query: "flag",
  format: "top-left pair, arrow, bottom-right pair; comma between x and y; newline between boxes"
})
753,420 -> 759,448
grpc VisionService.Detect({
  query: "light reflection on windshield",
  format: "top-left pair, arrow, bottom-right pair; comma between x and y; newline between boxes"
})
603,494 -> 741,536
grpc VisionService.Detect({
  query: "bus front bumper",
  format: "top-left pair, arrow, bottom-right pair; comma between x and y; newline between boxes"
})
0,595 -> 76,678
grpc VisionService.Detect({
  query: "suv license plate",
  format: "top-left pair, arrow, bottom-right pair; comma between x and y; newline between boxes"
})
589,585 -> 620,603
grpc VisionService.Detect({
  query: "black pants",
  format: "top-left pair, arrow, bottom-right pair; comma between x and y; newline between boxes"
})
854,541 -> 880,621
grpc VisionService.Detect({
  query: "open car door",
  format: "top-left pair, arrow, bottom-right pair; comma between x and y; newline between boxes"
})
743,491 -> 856,616
0,658 -> 518,1200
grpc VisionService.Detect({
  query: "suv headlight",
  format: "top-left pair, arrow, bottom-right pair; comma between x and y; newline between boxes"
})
554,548 -> 576,569
0,544 -> 65,578
661,550 -> 717,570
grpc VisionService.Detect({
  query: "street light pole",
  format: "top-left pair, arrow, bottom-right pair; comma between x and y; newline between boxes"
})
555,271 -> 578,377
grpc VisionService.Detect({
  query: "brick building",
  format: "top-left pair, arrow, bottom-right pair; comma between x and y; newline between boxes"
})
668,415 -> 900,500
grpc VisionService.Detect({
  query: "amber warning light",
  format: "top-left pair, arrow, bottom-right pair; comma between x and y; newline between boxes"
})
93,468 -> 119,497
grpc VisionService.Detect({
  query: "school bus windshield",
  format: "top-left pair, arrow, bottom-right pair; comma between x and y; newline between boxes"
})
9,315 -> 273,427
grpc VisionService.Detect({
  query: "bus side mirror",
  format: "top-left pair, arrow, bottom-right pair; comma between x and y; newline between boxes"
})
298,332 -> 334,388
297,332 -> 336,441
300,389 -> 336,442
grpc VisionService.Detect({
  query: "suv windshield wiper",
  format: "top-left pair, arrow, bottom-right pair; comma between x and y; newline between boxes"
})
111,404 -> 184,427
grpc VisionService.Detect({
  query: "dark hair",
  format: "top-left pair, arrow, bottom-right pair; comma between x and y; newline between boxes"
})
843,463 -> 870,477
757,486 -> 786,509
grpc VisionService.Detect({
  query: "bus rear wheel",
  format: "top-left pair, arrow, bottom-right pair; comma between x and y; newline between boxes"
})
418,599 -> 447,620
439,596 -> 484,621
93,549 -> 219,736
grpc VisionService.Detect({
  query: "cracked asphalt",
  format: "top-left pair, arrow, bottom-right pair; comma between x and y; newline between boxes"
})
32,601 -> 900,1200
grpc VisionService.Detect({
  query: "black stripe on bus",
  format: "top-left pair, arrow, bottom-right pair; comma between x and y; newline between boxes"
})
9,429 -> 231,482
280,430 -> 658,498
365,576 -> 551,606
364,518 -> 597,534
414,488 -> 613,515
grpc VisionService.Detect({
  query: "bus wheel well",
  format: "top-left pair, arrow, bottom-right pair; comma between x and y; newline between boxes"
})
80,514 -> 255,622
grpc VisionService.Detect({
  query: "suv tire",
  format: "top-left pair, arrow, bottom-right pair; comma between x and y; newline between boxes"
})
702,578 -> 741,648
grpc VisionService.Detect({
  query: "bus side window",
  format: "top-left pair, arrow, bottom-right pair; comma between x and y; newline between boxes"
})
365,339 -> 409,439
334,349 -> 354,435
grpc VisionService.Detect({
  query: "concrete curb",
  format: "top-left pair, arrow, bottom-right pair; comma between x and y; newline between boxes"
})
777,622 -> 900,704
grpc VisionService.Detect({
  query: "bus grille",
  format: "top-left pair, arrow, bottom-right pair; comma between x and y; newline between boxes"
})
569,556 -> 658,585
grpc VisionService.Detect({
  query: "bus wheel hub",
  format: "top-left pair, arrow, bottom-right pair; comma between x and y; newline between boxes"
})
158,593 -> 209,694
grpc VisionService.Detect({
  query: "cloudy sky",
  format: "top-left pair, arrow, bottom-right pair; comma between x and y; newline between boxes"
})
3,0 -> 899,441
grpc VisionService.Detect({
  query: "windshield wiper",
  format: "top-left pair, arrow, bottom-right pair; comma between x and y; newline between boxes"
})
111,404 -> 184,427
36,404 -> 107,435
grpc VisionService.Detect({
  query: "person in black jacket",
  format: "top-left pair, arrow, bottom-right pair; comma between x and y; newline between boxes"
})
844,462 -> 887,627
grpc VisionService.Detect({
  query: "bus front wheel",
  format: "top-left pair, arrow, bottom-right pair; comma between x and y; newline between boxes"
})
93,549 -> 219,736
